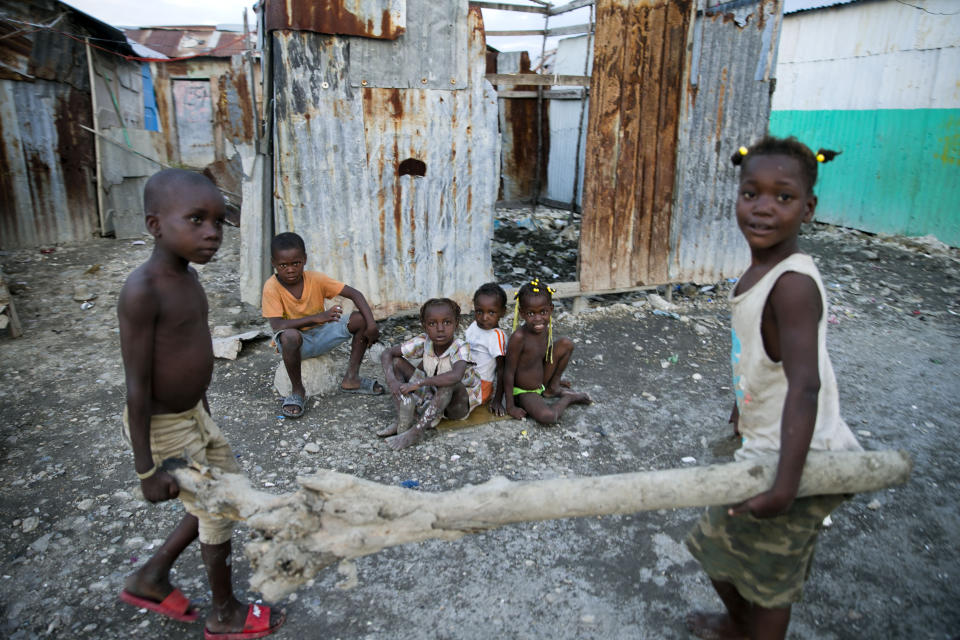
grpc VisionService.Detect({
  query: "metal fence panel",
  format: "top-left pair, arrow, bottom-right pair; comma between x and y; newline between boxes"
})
670,0 -> 781,284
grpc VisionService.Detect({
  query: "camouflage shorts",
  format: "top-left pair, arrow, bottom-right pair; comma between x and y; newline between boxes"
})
685,494 -> 847,609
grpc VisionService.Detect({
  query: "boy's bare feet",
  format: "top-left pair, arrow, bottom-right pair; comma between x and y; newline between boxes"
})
121,569 -> 200,622
386,428 -> 424,450
685,611 -> 749,640
123,570 -> 174,604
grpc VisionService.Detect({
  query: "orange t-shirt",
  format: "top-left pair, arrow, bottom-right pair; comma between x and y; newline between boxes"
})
261,271 -> 344,330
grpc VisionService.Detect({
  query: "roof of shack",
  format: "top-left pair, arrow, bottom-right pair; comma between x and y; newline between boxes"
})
123,25 -> 253,58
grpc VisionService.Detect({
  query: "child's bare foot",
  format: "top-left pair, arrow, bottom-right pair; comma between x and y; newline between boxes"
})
685,611 -> 748,640
376,424 -> 398,437
562,389 -> 591,405
543,380 -> 572,398
386,428 -> 424,450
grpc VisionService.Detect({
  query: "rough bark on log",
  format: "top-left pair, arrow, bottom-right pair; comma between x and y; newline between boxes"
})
163,450 -> 911,602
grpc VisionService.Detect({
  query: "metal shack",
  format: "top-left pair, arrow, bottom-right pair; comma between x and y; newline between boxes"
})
242,0 -> 499,316
243,0 -> 782,311
486,0 -> 782,292
124,24 -> 261,185
0,0 -> 162,249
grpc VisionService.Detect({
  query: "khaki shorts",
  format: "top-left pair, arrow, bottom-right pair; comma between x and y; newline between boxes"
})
685,494 -> 847,608
122,401 -> 242,545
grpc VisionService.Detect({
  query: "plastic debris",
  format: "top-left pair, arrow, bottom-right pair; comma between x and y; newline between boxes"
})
652,309 -> 681,320
681,456 -> 696,464
400,480 -> 420,489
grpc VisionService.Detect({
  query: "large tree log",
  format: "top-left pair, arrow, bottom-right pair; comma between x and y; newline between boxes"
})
163,450 -> 911,601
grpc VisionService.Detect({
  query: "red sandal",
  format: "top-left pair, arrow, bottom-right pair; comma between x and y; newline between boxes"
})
203,603 -> 285,639
119,587 -> 200,622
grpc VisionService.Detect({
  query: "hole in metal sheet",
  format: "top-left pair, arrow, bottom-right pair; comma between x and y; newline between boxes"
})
398,158 -> 426,177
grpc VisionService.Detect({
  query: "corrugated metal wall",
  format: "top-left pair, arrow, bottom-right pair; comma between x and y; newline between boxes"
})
670,0 -> 781,283
579,0 -> 693,291
545,35 -> 592,209
0,78 -> 97,248
270,4 -> 499,316
0,2 -> 161,249
771,0 -> 960,246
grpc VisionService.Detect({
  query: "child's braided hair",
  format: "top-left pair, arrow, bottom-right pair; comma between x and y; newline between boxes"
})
731,136 -> 840,193
512,278 -> 557,363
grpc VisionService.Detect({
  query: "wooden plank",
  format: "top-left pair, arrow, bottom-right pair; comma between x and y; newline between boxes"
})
497,88 -> 587,99
469,1 -> 547,13
487,23 -> 593,37
548,0 -> 594,16
486,73 -> 590,86
579,2 -> 624,291
648,0 -> 691,283
613,3 -> 646,291
631,2 -> 665,289
578,0 -> 693,291
84,39 -> 105,236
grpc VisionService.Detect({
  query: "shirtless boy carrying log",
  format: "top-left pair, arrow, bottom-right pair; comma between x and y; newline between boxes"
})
117,169 -> 284,638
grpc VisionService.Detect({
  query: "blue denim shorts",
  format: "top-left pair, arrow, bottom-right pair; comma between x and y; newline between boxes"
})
274,316 -> 351,359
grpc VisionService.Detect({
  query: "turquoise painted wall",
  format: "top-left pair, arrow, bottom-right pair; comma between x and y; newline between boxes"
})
769,109 -> 960,247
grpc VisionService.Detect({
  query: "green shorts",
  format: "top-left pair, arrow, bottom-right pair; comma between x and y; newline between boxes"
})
513,385 -> 545,396
685,494 -> 847,609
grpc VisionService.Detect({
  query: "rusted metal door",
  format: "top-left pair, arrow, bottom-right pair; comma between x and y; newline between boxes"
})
579,0 -> 694,290
173,79 -> 215,167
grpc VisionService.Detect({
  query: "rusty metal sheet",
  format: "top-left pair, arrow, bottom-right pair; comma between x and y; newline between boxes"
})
579,0 -> 694,290
173,79 -> 216,167
669,0 -> 780,284
216,56 -> 255,145
0,79 -> 97,250
124,28 -> 251,59
347,0 -> 467,89
497,51 -> 540,203
264,0 -> 406,40
270,6 -> 498,316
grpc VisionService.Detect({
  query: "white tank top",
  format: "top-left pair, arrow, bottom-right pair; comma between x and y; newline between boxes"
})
731,253 -> 862,461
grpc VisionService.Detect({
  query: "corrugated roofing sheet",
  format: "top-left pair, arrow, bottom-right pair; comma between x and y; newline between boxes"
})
124,27 -> 251,58
263,0 -> 406,40
783,0 -> 863,13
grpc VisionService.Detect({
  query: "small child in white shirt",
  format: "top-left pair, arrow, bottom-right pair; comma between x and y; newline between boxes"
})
464,283 -> 508,416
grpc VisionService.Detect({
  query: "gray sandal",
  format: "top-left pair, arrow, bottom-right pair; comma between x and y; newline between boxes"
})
281,394 -> 306,418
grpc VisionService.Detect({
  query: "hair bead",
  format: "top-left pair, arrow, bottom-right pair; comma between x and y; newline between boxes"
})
738,146 -> 748,156
816,153 -> 825,162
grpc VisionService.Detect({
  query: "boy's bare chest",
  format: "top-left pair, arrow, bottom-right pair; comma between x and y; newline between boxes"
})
156,279 -> 209,333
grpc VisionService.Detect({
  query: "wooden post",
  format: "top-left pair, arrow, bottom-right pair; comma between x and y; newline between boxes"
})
84,39 -> 105,235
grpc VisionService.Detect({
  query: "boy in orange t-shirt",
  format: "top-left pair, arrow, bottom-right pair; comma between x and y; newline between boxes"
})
262,232 -> 382,417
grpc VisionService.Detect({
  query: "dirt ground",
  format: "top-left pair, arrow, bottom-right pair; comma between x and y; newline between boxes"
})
1,210 -> 959,640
